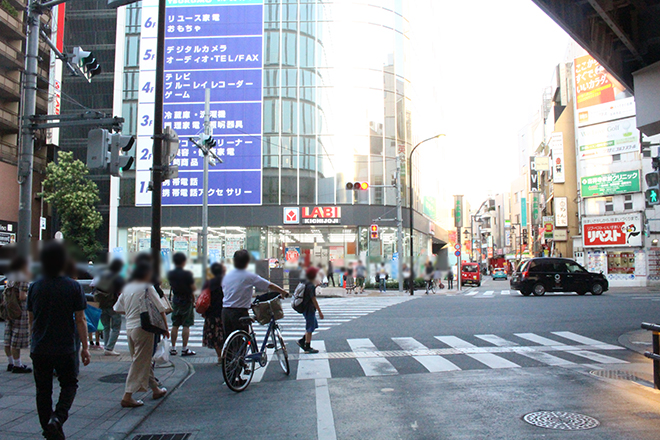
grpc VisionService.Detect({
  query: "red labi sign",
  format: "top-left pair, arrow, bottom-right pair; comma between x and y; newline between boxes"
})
302,207 -> 341,219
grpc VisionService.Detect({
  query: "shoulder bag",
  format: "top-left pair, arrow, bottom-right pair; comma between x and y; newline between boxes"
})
140,287 -> 168,335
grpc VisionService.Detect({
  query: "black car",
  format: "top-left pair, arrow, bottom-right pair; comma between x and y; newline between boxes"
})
510,257 -> 608,296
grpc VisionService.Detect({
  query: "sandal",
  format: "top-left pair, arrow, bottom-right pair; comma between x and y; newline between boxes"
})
152,387 -> 167,400
169,349 -> 177,356
181,349 -> 196,357
120,399 -> 144,408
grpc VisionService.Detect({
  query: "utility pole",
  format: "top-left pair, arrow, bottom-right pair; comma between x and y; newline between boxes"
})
457,226 -> 462,291
16,0 -> 41,258
395,154 -> 403,293
201,88 -> 210,287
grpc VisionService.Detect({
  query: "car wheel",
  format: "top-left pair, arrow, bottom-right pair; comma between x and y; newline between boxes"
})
532,283 -> 546,296
477,282 -> 481,287
591,283 -> 604,296
520,290 -> 531,296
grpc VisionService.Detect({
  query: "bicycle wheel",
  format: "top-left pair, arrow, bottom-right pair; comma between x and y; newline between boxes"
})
272,326 -> 290,375
221,330 -> 256,392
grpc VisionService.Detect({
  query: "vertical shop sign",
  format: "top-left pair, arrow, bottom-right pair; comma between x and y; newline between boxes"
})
453,195 -> 463,228
136,0 -> 264,206
529,157 -> 539,191
554,197 -> 568,227
549,132 -> 565,184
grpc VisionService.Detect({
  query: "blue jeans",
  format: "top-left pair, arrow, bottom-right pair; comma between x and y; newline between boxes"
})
379,279 -> 386,292
100,308 -> 122,351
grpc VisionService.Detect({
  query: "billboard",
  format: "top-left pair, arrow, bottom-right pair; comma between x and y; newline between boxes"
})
136,0 -> 264,206
583,213 -> 643,248
580,170 -> 641,198
549,132 -> 565,184
576,117 -> 638,161
574,54 -> 635,127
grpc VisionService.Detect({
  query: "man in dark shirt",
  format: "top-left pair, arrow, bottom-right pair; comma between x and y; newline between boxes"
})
28,242 -> 90,440
296,267 -> 324,354
167,252 -> 196,356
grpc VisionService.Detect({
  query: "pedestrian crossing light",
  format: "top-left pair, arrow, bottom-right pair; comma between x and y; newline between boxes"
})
645,171 -> 660,206
370,224 -> 379,240
346,181 -> 369,190
71,47 -> 101,82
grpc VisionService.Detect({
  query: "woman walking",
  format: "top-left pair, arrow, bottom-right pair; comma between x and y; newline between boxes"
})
113,262 -> 168,408
3,256 -> 32,373
202,263 -> 225,364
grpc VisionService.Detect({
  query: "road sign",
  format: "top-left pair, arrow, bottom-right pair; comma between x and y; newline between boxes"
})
454,243 -> 461,250
455,250 -> 461,257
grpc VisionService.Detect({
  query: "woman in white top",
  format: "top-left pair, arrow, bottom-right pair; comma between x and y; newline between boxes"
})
113,262 -> 169,407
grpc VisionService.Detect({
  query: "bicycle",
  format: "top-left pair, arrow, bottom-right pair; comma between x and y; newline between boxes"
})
221,292 -> 289,392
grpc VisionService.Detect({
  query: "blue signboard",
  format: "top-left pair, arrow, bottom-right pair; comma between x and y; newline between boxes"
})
159,0 -> 263,206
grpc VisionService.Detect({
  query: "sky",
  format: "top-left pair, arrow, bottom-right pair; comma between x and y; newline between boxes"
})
409,0 -> 572,209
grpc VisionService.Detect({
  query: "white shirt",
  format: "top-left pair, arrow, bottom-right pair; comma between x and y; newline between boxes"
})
114,282 -> 165,330
222,269 -> 270,309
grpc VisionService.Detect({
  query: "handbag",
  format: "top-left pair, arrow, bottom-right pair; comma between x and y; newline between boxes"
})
159,294 -> 173,314
195,286 -> 211,314
140,287 -> 168,335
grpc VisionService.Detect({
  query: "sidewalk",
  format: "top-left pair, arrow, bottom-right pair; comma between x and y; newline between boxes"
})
0,349 -> 191,440
317,286 -> 461,298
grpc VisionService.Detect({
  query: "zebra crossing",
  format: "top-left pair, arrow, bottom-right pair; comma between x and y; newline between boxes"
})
114,296 -> 417,349
240,330 -> 629,383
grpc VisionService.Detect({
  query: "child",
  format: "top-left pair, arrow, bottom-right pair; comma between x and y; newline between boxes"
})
297,267 -> 324,354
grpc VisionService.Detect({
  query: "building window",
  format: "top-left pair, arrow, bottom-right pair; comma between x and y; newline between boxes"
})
605,197 -> 614,212
612,154 -> 621,162
624,194 -> 633,210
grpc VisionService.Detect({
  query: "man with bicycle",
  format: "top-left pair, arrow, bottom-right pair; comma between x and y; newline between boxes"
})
221,250 -> 288,338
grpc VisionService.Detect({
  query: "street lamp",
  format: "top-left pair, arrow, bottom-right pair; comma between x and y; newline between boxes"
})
408,134 -> 445,295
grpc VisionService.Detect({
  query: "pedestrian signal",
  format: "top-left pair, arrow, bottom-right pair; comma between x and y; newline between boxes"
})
646,171 -> 660,206
370,224 -> 379,240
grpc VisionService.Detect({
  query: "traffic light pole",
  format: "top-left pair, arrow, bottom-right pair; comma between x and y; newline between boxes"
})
16,0 -> 41,258
150,0 -> 167,275
396,154 -> 403,293
201,88 -> 210,287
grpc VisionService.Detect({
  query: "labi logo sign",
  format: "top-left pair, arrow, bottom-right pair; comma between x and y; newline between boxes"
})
283,207 -> 299,224
283,206 -> 342,225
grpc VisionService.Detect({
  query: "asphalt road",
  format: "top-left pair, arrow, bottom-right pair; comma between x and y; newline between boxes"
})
132,278 -> 660,439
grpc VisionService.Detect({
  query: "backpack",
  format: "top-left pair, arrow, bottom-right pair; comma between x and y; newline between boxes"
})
93,271 -> 119,309
291,282 -> 307,314
0,284 -> 22,321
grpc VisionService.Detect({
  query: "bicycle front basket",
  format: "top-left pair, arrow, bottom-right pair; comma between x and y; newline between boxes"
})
252,297 -> 284,325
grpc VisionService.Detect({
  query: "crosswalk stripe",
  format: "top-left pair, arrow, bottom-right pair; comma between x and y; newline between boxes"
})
392,337 -> 460,372
251,348 -> 274,383
297,341 -> 331,380
483,291 -> 494,296
465,291 -> 479,296
551,331 -> 620,349
475,334 -> 518,347
568,350 -> 627,364
512,349 -> 575,366
501,290 -> 510,295
514,333 -> 565,346
435,336 -> 520,369
347,338 -> 398,376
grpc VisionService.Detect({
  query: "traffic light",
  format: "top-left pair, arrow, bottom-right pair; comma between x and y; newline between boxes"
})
71,47 -> 101,82
109,133 -> 135,177
163,127 -> 180,182
645,171 -> 660,206
370,224 -> 379,240
522,228 -> 528,245
199,132 -> 217,148
86,128 -> 110,170
346,181 -> 369,191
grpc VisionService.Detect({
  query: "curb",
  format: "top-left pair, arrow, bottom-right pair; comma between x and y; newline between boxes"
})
618,329 -> 652,355
100,357 -> 195,440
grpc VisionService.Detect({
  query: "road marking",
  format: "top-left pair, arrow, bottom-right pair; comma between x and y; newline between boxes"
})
551,331 -> 620,349
435,336 -> 520,369
569,350 -> 628,364
251,348 -> 274,383
298,341 -> 331,380
316,378 -> 337,440
512,349 -> 575,366
392,337 -> 461,372
483,291 -> 494,296
465,291 -> 479,296
514,333 -> 566,346
475,334 -> 519,347
501,290 -> 511,295
347,338 -> 398,376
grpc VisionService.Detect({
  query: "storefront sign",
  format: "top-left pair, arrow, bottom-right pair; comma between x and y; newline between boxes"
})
302,206 -> 341,224
226,237 -> 243,256
554,197 -> 568,227
580,170 -> 640,197
534,156 -> 550,171
583,213 -> 643,248
529,157 -> 539,191
423,196 -> 437,220
454,195 -> 463,228
0,220 -> 17,246
284,246 -> 300,263
549,132 -> 565,183
136,0 -> 265,206
283,207 -> 299,224
553,229 -> 568,241
574,54 -> 635,127
173,237 -> 189,253
577,117 -> 638,160
543,216 -> 554,239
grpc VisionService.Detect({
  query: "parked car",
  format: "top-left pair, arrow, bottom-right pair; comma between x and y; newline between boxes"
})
510,257 -> 608,296
492,268 -> 507,280
461,262 -> 481,287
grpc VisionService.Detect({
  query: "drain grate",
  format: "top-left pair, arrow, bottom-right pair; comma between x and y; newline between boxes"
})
98,373 -> 128,383
590,370 -> 654,387
132,434 -> 192,440
523,411 -> 600,430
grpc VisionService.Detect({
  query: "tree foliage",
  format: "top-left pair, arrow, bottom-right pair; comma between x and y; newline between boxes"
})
43,151 -> 103,261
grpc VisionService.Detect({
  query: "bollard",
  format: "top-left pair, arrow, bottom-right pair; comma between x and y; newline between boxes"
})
641,322 -> 660,390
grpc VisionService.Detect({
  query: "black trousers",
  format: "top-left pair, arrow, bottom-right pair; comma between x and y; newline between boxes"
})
31,352 -> 78,431
222,308 -> 250,337
448,279 -> 453,289
328,273 -> 335,287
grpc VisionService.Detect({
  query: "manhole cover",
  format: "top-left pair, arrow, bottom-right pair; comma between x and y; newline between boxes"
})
98,373 -> 128,383
590,370 -> 654,387
132,434 -> 192,440
523,411 -> 600,430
